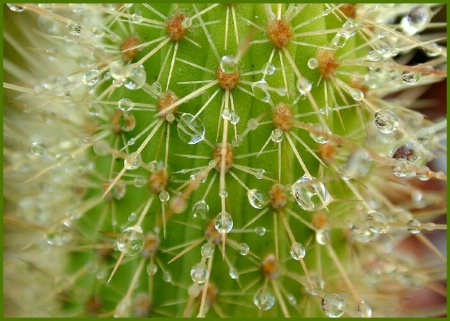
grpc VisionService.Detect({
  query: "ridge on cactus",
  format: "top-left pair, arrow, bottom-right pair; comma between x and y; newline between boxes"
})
3,3 -> 447,318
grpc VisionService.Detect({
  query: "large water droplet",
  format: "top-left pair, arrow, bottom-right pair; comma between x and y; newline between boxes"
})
192,200 -> 209,219
117,226 -> 145,256
146,262 -> 158,275
252,80 -> 271,102
118,112 -> 136,132
304,275 -> 325,296
247,189 -> 267,209
190,262 -> 209,284
131,12 -> 143,23
201,242 -> 215,258
297,77 -> 312,96
331,32 -> 347,48
177,113 -> 205,144
402,70 -> 420,85
349,225 -> 375,243
374,110 -> 398,134
124,64 -> 146,90
308,58 -> 319,69
407,219 -> 421,234
238,243 -> 250,256
263,62 -> 276,75
229,111 -> 240,124
254,226 -> 266,236
118,98 -> 134,112
321,293 -> 346,318
229,267 -> 239,279
291,175 -> 332,211
124,152 -> 142,170
215,211 -> 233,234
82,69 -> 100,86
45,220 -> 72,246
220,55 -> 238,74
271,128 -> 283,143
401,6 -> 432,36
290,242 -> 306,260
253,287 -> 275,310
315,229 -> 330,245
30,142 -> 46,156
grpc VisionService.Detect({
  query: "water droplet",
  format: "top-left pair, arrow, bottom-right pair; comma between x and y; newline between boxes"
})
315,229 -> 330,245
374,110 -> 398,134
124,64 -> 146,90
416,166 -> 430,181
117,226 -> 144,256
254,287 -> 275,310
357,300 -> 372,318
221,109 -> 230,120
304,275 -> 325,296
215,211 -> 233,233
288,294 -> 297,305
367,49 -> 384,62
366,211 -> 389,234
308,58 -> 319,69
277,87 -> 287,96
349,225 -> 375,243
82,69 -> 100,86
254,226 -> 266,236
219,189 -> 228,198
127,138 -> 136,146
177,113 -> 205,144
349,87 -> 364,101
220,55 -> 238,74
7,4 -> 24,12
118,98 -> 134,112
331,32 -> 347,48
124,152 -> 142,170
252,80 -> 271,102
229,267 -> 239,279
271,128 -> 283,143
45,220 -> 72,246
238,243 -> 250,256
30,142 -> 45,156
159,191 -> 170,202
321,293 -> 346,318
407,219 -> 421,234
150,81 -> 162,95
310,123 -> 330,144
128,211 -> 137,222
247,189 -> 267,209
402,71 -> 421,87
290,242 -> 306,260
229,111 -> 240,124
190,263 -> 209,284
401,6 -> 432,36
263,62 -> 276,75
146,262 -> 158,275
114,298 -> 131,317
91,27 -> 104,38
192,200 -> 209,219
163,271 -> 172,282
424,43 -> 441,57
109,61 -> 125,80
297,77 -> 312,96
201,242 -> 215,258
118,112 -> 136,132
66,22 -> 83,36
113,182 -> 126,200
291,175 -> 332,211
131,12 -> 143,23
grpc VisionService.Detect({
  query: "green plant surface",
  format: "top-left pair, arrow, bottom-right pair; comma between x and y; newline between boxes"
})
3,3 -> 447,318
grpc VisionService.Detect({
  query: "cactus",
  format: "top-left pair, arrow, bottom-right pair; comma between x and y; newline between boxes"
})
3,3 -> 447,318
